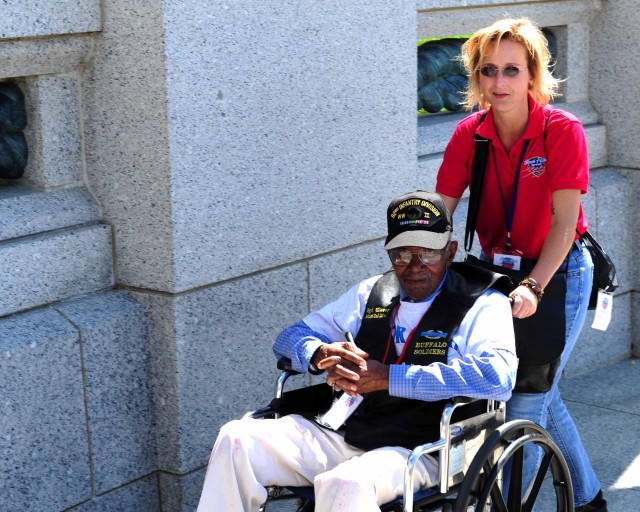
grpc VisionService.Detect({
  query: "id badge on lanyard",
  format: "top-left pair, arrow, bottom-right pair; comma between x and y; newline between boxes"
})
490,140 -> 529,271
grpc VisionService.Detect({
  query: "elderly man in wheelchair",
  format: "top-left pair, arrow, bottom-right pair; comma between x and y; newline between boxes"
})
197,191 -> 574,512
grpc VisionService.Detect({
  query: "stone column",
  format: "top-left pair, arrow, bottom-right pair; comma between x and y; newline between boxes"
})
82,1 -> 417,509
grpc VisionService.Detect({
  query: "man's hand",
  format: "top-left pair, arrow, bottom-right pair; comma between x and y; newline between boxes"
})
353,359 -> 390,395
312,342 -> 389,397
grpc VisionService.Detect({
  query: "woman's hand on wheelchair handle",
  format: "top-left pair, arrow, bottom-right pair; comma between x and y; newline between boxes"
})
509,285 -> 538,318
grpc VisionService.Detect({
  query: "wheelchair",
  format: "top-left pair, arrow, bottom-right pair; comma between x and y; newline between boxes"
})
247,358 -> 575,512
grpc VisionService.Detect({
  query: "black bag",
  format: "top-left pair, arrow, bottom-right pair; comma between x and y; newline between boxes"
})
462,111 -> 566,393
578,230 -> 619,309
464,255 -> 566,393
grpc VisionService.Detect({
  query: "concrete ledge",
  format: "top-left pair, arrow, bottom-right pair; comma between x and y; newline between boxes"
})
0,307 -> 91,511
0,0 -> 100,40
0,185 -> 101,241
417,0 -> 602,39
0,224 -> 114,317
0,35 -> 94,79
417,100 -> 602,158
56,291 -> 155,494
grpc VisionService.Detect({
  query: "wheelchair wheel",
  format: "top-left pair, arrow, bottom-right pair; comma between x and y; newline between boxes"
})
453,419 -> 574,512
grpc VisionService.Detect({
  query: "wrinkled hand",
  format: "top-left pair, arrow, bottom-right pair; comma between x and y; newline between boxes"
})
510,285 -> 538,319
312,342 -> 389,397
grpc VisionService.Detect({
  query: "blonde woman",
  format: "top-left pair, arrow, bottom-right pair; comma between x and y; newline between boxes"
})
436,18 -> 606,512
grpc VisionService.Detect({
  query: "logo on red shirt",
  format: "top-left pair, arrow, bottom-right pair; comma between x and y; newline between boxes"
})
523,156 -> 547,178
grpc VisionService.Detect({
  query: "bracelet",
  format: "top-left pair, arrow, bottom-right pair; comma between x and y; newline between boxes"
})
519,276 -> 544,302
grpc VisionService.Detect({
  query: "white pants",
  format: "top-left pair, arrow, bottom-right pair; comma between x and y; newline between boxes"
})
196,414 -> 439,512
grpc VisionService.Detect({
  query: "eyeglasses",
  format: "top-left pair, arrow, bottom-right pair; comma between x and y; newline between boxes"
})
479,65 -> 526,78
388,247 -> 446,266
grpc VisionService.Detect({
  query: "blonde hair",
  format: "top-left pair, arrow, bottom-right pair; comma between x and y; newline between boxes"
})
461,17 -> 559,110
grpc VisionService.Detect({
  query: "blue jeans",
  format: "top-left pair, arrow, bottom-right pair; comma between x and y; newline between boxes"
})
504,242 -> 600,507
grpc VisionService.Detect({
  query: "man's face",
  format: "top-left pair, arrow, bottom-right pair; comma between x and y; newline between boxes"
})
390,242 -> 457,301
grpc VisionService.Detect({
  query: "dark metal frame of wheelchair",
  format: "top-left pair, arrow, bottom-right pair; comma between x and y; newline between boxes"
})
249,359 -> 575,512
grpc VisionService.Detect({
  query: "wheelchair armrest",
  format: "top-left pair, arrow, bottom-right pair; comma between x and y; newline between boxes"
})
451,396 -> 475,405
277,356 -> 300,374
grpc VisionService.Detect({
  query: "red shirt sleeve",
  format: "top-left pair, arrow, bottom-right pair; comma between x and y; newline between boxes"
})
545,110 -> 590,194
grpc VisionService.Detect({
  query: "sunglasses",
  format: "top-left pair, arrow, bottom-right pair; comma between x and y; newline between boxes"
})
388,247 -> 446,267
479,65 -> 526,78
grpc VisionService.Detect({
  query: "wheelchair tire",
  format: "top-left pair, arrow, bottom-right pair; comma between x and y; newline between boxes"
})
453,419 -> 574,512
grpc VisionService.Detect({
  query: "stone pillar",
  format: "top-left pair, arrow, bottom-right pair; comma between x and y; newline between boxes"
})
82,1 -> 417,509
589,0 -> 639,357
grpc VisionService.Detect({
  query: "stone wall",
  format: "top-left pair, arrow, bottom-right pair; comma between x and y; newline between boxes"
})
0,1 -> 636,511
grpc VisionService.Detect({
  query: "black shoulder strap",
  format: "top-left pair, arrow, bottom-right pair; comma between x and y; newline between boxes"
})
543,105 -> 553,155
464,110 -> 489,255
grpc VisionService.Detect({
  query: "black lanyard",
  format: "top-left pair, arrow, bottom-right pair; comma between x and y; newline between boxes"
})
491,139 -> 530,251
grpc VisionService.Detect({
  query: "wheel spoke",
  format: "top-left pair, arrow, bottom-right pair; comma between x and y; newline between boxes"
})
490,482 -> 508,512
506,438 -> 524,511
522,449 -> 554,511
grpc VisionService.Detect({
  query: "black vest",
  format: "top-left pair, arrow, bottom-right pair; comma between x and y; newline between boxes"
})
342,263 -> 509,451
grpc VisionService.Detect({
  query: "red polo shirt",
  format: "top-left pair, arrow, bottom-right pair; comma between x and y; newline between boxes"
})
436,96 -> 589,260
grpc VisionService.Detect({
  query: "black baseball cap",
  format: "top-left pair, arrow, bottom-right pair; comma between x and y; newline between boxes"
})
384,191 -> 453,250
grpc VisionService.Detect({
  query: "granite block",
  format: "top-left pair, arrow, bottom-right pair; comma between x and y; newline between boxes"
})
0,36 -> 93,79
561,23 -> 591,103
584,124 -> 606,169
22,74 -> 84,188
83,0 -> 416,291
565,293 -> 632,378
581,185 -> 596,233
132,264 -> 309,473
417,0 -> 543,8
81,0 -> 175,293
559,100 -> 601,126
159,470 -> 206,512
0,223 -> 114,317
0,0 -> 100,40
417,102 -> 601,161
417,111 -> 466,158
617,169 -> 640,294
69,474 -> 160,512
56,291 -> 156,494
0,307 -> 90,511
583,159 -> 627,373
0,184 -> 100,241
590,0 -> 640,168
308,241 -> 389,310
417,154 -> 442,194
589,169 -> 631,296
634,293 -> 640,357
417,0 -> 602,40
